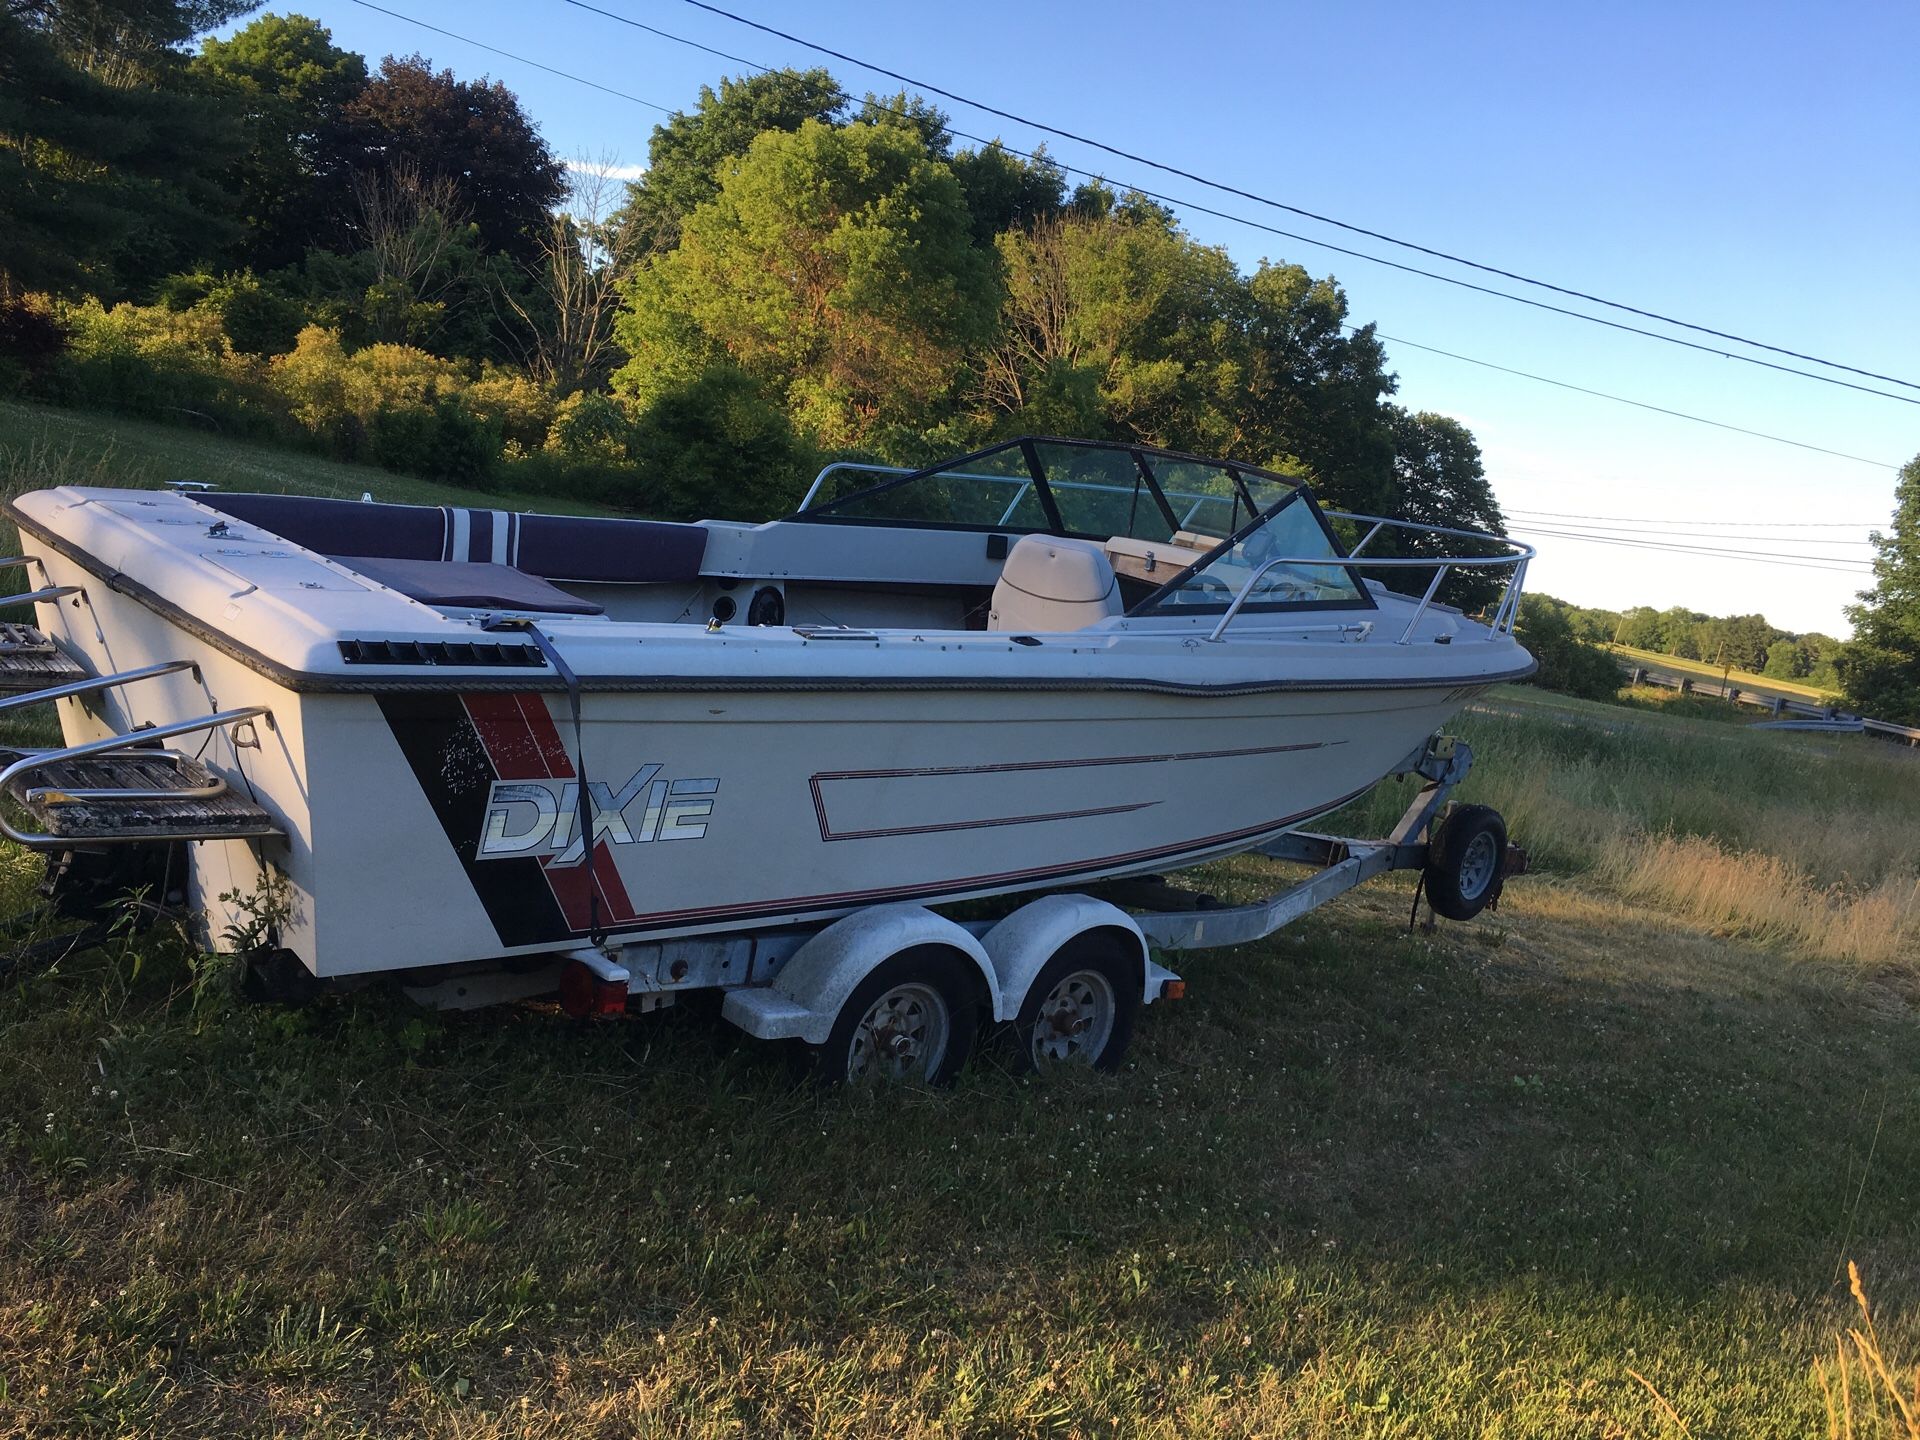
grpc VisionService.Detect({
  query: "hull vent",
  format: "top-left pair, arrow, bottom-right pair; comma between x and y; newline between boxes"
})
337,639 -> 547,668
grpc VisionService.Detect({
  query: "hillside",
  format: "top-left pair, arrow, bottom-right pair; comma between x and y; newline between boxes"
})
0,400 -> 610,515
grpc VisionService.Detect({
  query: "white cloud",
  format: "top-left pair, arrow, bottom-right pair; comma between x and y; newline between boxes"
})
568,161 -> 647,181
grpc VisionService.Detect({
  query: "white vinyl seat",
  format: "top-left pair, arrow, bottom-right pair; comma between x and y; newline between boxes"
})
988,535 -> 1123,633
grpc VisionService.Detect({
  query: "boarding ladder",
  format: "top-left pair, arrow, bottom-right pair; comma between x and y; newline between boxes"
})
0,561 -> 279,847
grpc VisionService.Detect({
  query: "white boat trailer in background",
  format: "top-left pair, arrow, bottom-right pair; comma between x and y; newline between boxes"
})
385,732 -> 1515,1082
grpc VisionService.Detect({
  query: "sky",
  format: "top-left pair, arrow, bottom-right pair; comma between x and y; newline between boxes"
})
239,0 -> 1920,635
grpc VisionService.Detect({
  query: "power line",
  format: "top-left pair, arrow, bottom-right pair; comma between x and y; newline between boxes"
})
1503,524 -> 1873,573
1507,508 -> 1883,528
1365,329 -> 1902,470
1527,524 -> 1873,547
347,0 -> 672,112
350,0 -> 1920,471
671,0 -> 1920,400
555,0 -> 1920,410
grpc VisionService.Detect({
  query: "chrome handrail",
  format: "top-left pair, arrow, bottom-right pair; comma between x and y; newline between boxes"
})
0,553 -> 81,609
1201,518 -> 1534,644
0,659 -> 201,716
0,706 -> 273,847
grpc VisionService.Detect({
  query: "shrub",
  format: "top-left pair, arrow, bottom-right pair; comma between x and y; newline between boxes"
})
1515,595 -> 1623,702
544,389 -> 637,464
627,363 -> 817,521
202,274 -> 305,357
467,366 -> 554,453
0,296 -> 63,397
45,298 -> 285,439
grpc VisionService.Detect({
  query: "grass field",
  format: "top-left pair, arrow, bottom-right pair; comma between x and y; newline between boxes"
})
1604,642 -> 1835,703
1,408 -> 1917,1434
2,688 -> 1917,1435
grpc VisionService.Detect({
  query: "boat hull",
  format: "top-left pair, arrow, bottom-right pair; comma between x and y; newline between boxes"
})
20,543 -> 1488,979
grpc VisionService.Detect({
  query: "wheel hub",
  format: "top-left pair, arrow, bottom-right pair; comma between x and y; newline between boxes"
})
848,983 -> 949,1082
1031,970 -> 1116,1065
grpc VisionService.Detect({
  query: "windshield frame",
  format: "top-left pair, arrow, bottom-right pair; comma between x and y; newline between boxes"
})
787,435 -> 1295,543
1128,485 -> 1377,617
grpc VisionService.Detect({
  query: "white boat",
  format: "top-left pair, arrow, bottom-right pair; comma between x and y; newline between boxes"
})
2,437 -> 1533,990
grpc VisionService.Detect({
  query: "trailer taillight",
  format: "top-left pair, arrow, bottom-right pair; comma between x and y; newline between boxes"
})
559,959 -> 627,1018
1160,979 -> 1187,1002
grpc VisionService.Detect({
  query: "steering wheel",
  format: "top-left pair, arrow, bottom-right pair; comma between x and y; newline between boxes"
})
1189,574 -> 1234,602
1240,524 -> 1278,568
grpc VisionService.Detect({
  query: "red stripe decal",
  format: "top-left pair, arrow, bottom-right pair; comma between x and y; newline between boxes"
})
462,692 -> 640,929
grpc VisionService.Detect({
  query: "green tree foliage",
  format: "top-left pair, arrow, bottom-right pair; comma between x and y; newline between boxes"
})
612,118 -> 1002,451
193,12 -> 366,271
1514,594 -> 1622,701
1381,407 -> 1506,609
620,68 -> 845,253
981,205 -> 1398,513
0,0 -> 253,301
1762,638 -> 1803,680
948,141 -> 1066,242
1840,455 -> 1920,724
626,362 -> 815,520
1615,606 -> 1664,649
340,54 -> 564,268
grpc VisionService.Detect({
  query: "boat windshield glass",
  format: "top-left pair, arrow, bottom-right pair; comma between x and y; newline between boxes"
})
1136,491 -> 1370,614
793,437 -> 1301,544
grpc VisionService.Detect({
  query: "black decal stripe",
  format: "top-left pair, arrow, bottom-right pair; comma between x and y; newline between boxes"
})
377,693 -> 570,948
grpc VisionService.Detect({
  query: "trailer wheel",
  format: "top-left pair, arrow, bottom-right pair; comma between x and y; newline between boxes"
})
818,946 -> 979,1087
1424,804 -> 1508,921
1010,934 -> 1139,1074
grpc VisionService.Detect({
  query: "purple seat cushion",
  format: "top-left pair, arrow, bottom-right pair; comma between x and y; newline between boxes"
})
199,494 -> 709,583
337,556 -> 605,615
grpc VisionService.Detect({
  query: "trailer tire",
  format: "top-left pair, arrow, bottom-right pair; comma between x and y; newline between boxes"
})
815,945 -> 980,1087
1009,934 -> 1139,1074
1424,804 -> 1507,921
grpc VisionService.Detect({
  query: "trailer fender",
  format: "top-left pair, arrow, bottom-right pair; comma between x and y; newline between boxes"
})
981,895 -> 1154,1022
721,903 -> 996,1045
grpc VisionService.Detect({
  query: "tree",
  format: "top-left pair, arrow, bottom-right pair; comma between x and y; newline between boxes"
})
1615,606 -> 1664,650
341,54 -> 565,267
351,161 -> 469,344
1839,455 -> 1920,724
948,142 -> 1066,241
1382,407 -> 1506,610
0,0 -> 253,300
612,118 -> 1002,452
498,157 -> 647,394
1762,638 -> 1805,680
1515,594 -> 1621,701
620,67 -> 844,253
981,205 -> 1249,451
194,12 -> 366,271
626,362 -> 816,521
1234,261 -> 1397,515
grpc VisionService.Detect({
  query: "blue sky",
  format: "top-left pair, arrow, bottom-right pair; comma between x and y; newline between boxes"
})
255,1 -> 1920,634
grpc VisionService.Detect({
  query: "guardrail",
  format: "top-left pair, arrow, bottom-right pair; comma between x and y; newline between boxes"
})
1612,656 -> 1920,747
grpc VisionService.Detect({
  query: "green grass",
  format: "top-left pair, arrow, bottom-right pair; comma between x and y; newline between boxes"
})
1604,642 -> 1834,702
0,399 -> 608,514
3,691 -> 1918,1435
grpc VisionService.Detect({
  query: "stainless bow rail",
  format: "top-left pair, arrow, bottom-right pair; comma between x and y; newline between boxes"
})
1206,513 -> 1533,644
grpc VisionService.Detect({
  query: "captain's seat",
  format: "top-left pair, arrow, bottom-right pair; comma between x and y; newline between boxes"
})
989,535 -> 1123,632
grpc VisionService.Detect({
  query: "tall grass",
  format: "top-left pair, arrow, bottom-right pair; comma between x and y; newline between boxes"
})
1819,1264 -> 1920,1438
1336,696 -> 1920,967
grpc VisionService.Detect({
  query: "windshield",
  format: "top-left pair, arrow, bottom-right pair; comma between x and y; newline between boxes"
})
1136,490 -> 1370,614
794,437 -> 1302,545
